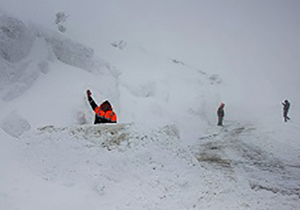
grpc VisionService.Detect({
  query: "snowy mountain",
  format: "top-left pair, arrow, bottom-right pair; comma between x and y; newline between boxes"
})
1,1 -> 300,209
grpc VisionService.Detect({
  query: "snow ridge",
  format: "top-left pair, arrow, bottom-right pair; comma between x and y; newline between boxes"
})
0,11 -> 118,102
18,124 -> 208,209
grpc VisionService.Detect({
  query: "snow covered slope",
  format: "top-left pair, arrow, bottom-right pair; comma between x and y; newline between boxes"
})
0,11 -> 119,129
1,4 -> 300,210
2,123 -> 300,210
3,124 -> 208,210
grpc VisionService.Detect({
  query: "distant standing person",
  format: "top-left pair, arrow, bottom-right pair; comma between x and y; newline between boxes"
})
282,99 -> 291,122
217,103 -> 225,126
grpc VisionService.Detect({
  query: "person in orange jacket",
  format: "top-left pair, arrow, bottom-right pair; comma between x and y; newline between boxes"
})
86,89 -> 117,124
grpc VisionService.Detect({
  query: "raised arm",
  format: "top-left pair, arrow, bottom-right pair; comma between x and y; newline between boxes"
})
87,90 -> 98,111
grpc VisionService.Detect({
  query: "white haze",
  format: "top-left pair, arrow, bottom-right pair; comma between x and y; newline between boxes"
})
3,0 -> 300,103
1,1 -> 300,210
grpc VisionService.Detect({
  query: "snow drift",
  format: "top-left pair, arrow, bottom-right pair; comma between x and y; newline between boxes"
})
12,123 -> 209,209
0,11 -> 119,130
1,7 -> 300,210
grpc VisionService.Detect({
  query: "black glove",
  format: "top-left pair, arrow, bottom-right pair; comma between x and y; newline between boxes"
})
87,89 -> 92,97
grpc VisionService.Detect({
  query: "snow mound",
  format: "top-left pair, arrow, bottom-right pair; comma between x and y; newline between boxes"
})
17,123 -> 210,209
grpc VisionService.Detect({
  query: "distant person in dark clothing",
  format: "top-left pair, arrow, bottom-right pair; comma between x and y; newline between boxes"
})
86,89 -> 117,124
217,103 -> 225,126
282,100 -> 290,122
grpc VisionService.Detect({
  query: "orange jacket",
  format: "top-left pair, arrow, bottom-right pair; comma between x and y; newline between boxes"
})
95,107 -> 117,123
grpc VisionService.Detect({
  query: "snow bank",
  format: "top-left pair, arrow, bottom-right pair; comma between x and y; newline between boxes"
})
0,11 -> 119,128
3,122 -> 299,210
12,123 -> 210,210
0,12 -> 118,101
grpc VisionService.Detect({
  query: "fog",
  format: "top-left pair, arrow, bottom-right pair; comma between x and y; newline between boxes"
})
2,0 -> 300,117
1,1 -> 300,209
